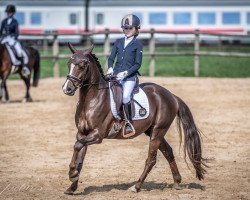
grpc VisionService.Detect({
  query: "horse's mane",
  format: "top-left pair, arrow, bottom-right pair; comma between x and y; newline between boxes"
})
0,43 -> 3,48
90,53 -> 105,79
0,44 -> 5,56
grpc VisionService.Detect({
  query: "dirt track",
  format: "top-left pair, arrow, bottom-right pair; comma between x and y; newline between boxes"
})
0,77 -> 249,200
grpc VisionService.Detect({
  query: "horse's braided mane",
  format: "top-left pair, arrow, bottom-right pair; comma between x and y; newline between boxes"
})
90,53 -> 105,79
0,44 -> 4,56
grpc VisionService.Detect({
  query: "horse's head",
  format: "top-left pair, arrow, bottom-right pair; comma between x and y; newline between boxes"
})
62,43 -> 94,96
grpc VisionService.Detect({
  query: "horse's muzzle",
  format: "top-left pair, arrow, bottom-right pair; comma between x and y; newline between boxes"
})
64,89 -> 75,96
62,81 -> 76,96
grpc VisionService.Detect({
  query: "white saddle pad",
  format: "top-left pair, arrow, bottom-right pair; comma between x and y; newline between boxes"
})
109,84 -> 150,121
5,45 -> 29,66
5,45 -> 21,66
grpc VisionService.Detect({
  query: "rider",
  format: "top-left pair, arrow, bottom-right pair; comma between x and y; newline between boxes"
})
107,14 -> 143,134
0,4 -> 30,77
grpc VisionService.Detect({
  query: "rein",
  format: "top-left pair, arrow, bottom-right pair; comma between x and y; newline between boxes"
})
66,74 -> 118,90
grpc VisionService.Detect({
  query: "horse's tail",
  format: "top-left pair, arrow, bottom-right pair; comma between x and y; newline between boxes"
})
32,48 -> 40,87
175,96 -> 208,180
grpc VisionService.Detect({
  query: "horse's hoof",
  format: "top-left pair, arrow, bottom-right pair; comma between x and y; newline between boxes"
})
64,188 -> 74,195
64,180 -> 78,195
173,183 -> 182,190
22,97 -> 32,103
1,99 -> 8,103
130,185 -> 140,193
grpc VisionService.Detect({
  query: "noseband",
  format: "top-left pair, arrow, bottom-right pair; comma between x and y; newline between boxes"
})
66,74 -> 83,88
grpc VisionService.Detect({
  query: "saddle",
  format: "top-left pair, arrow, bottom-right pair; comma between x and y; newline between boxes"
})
108,80 -> 148,139
5,43 -> 28,67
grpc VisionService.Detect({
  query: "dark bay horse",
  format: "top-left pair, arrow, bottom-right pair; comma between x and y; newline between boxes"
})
62,43 -> 208,194
0,43 -> 40,102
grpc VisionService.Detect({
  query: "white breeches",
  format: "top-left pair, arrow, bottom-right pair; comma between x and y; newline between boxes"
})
121,80 -> 136,104
1,36 -> 28,64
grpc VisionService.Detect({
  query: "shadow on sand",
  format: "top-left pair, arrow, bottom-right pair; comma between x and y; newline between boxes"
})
0,99 -> 45,104
73,181 -> 205,196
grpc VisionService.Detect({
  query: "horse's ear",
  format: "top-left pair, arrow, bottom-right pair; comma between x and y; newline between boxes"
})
68,42 -> 77,54
86,44 -> 94,54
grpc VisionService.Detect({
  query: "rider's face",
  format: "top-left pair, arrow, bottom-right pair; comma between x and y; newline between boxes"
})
123,27 -> 136,38
6,12 -> 14,18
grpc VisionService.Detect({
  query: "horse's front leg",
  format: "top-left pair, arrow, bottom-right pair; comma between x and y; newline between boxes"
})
65,130 -> 102,195
0,75 -> 9,102
65,146 -> 87,195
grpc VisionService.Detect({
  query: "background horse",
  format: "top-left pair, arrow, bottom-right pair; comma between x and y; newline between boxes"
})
0,43 -> 40,102
62,43 -> 208,194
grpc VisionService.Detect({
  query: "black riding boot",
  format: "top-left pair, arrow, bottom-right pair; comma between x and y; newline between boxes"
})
123,102 -> 133,133
20,57 -> 30,77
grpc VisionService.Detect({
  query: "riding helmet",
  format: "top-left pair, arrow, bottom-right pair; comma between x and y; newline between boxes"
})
5,5 -> 16,13
121,14 -> 141,29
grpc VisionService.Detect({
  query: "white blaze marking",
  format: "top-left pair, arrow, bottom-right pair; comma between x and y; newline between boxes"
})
69,63 -> 76,75
63,63 -> 76,92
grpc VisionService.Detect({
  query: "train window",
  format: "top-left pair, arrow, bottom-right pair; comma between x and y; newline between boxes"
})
247,13 -> 250,24
15,12 -> 25,25
96,13 -> 104,25
70,13 -> 77,25
222,12 -> 240,25
198,12 -> 215,25
149,13 -> 166,25
31,12 -> 41,25
174,12 -> 191,25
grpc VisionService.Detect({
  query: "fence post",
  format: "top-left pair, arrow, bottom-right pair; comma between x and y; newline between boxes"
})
218,35 -> 222,51
52,32 -> 59,78
43,35 -> 48,55
149,28 -> 155,77
84,33 -> 92,48
104,28 -> 110,72
194,29 -> 200,77
174,33 -> 178,52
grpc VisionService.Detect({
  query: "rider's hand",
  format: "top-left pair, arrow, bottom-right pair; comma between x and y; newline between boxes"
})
106,67 -> 113,75
116,71 -> 128,81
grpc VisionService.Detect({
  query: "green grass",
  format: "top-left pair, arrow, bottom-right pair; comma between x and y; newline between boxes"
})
199,57 -> 250,77
10,45 -> 250,79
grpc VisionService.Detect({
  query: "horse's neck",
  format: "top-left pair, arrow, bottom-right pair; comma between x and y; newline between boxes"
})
79,64 -> 108,106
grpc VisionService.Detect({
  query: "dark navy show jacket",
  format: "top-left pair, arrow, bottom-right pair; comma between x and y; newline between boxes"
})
108,37 -> 143,81
0,17 -> 19,39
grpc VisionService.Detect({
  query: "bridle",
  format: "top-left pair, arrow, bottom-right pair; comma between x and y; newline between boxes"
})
67,74 -> 118,90
66,57 -> 91,89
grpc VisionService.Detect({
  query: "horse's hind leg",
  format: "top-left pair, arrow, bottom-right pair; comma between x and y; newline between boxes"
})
21,76 -> 32,102
0,77 -> 2,100
159,138 -> 182,189
65,146 -> 87,195
130,132 -> 163,192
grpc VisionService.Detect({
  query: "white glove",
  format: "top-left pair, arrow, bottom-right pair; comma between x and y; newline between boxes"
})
116,71 -> 128,81
106,67 -> 113,75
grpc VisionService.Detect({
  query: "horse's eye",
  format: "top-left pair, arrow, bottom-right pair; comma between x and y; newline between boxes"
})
78,62 -> 85,68
79,59 -> 89,67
